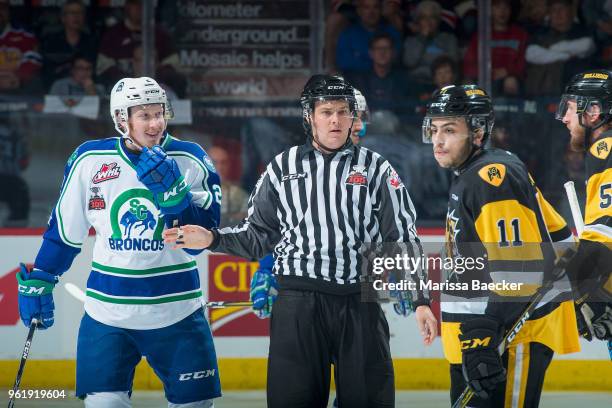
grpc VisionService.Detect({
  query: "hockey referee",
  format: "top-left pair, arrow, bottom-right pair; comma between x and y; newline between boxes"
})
164,74 -> 437,408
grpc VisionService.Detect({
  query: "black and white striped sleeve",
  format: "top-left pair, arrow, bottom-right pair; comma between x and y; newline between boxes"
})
211,165 -> 281,259
375,160 -> 430,308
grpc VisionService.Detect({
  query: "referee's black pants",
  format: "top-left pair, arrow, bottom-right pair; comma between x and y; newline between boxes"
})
450,342 -> 554,408
267,289 -> 394,408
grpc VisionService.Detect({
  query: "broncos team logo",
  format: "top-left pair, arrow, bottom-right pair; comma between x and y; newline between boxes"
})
108,189 -> 165,251
120,202 -> 156,239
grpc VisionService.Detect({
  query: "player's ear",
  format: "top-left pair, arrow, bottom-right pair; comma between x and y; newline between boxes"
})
586,102 -> 602,125
472,128 -> 485,147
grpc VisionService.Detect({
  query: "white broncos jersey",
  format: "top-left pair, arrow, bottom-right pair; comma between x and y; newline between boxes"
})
38,135 -> 221,329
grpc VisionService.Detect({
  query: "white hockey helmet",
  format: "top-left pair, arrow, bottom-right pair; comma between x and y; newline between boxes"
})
354,88 -> 370,123
110,77 -> 174,137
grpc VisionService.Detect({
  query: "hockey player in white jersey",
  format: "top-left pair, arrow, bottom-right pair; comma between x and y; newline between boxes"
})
15,77 -> 222,407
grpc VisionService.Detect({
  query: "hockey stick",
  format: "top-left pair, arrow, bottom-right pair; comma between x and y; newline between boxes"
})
563,181 -> 584,235
203,301 -> 253,308
63,283 -> 252,308
7,319 -> 38,408
564,182 -> 612,358
454,184 -> 586,407
451,248 -> 576,408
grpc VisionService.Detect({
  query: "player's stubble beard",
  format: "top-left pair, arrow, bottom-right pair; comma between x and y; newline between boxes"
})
568,123 -> 587,152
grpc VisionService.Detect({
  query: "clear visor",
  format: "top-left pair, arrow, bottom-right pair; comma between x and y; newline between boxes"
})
555,94 -> 577,121
164,99 -> 175,120
422,116 -> 434,144
555,94 -> 604,121
357,107 -> 371,124
422,115 -> 478,144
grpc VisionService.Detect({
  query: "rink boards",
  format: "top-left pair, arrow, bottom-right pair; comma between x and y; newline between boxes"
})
0,231 -> 610,390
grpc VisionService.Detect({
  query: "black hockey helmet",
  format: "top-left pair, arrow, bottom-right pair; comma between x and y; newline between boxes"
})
557,69 -> 612,129
300,74 -> 356,133
300,74 -> 357,152
422,84 -> 494,144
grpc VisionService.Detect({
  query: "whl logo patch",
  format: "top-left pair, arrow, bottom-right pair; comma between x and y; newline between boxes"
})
93,163 -> 121,184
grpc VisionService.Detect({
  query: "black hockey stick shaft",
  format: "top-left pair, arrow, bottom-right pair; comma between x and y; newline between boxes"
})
451,248 -> 575,408
8,319 -> 38,408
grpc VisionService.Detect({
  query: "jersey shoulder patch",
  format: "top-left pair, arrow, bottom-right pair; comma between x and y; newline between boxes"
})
589,137 -> 612,160
477,163 -> 506,187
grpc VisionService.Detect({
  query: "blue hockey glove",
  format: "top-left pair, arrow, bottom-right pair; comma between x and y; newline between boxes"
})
136,145 -> 192,214
250,258 -> 279,319
388,273 -> 413,317
16,263 -> 58,329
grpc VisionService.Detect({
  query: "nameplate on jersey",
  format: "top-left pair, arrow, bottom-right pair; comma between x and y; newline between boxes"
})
478,163 -> 506,187
589,137 -> 611,160
281,172 -> 307,182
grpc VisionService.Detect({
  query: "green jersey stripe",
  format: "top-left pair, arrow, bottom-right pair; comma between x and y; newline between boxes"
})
86,289 -> 202,305
91,260 -> 197,275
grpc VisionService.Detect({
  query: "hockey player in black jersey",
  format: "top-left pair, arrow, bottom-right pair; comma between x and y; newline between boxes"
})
557,70 -> 612,347
423,85 -> 579,407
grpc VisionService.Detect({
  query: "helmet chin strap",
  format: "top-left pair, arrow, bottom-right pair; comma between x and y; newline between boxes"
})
578,113 -> 607,150
310,117 -> 355,154
122,127 -> 168,153
123,135 -> 144,152
453,131 -> 484,173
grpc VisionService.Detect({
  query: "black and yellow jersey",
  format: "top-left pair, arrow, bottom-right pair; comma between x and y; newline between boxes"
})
583,131 -> 612,244
441,148 -> 579,363
570,131 -> 612,299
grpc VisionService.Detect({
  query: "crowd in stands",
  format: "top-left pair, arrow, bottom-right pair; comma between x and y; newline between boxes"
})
327,0 -> 610,106
0,0 -> 182,98
0,0 -> 605,226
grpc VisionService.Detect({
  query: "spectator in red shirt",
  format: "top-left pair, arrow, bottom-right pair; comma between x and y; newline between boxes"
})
463,0 -> 528,96
0,0 -> 41,93
96,0 -> 178,89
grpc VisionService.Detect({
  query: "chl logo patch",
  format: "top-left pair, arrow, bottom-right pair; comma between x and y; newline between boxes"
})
88,187 -> 106,210
590,137 -> 611,160
346,165 -> 368,186
478,163 -> 506,187
93,163 -> 121,184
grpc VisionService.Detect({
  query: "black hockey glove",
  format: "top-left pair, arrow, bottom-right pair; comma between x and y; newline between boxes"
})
459,316 -> 506,399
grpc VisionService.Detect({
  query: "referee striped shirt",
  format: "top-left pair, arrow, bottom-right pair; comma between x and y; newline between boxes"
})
211,142 -> 429,304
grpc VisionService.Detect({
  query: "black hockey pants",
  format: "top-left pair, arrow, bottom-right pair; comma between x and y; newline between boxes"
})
266,289 -> 395,408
